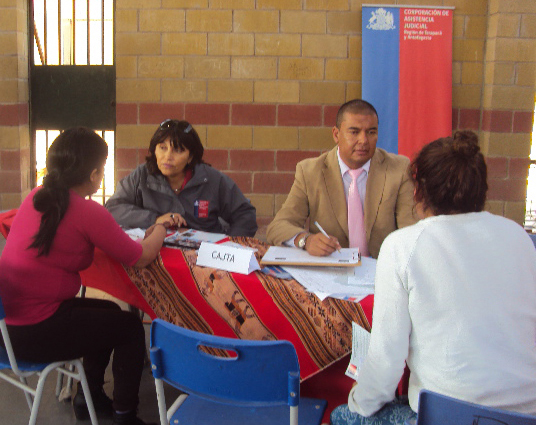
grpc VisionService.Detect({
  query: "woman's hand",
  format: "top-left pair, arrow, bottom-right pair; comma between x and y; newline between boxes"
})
156,212 -> 187,228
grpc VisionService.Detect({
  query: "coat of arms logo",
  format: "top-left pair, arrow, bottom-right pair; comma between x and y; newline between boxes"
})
367,8 -> 396,30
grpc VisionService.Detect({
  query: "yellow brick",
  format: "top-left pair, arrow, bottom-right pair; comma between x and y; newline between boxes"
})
162,0 -> 208,7
116,125 -> 157,148
461,62 -> 483,85
452,39 -> 485,62
452,84 -> 482,109
281,11 -> 326,34
18,80 -> 28,103
521,14 -> 536,38
487,14 -> 521,38
490,0 -> 536,14
306,0 -> 348,10
139,9 -> 185,32
452,15 -> 464,38
255,34 -> 301,56
0,0 -> 17,7
0,56 -> 18,79
186,10 -> 232,32
302,35 -> 347,58
485,200 -> 504,216
208,34 -> 254,56
504,201 -> 526,225
464,15 -> 487,39
0,81 -> 18,102
162,33 -> 207,55
1,193 -> 22,210
452,62 -> 462,84
116,80 -> 161,102
516,63 -> 536,86
300,82 -> 346,104
231,57 -> 277,79
116,56 -> 137,79
348,36 -> 360,58
275,194 -> 288,213
206,126 -> 252,149
116,0 -> 161,9
255,81 -> 299,103
326,59 -> 360,81
327,11 -> 360,34
346,82 -> 361,101
482,132 -> 531,157
0,126 -> 22,149
116,33 -> 160,55
253,127 -> 299,149
248,194 -> 275,216
0,8 -> 17,31
443,0 -> 487,15
493,38 -> 536,62
162,80 -> 207,102
138,56 -> 184,79
299,127 -> 334,150
207,80 -> 253,102
233,10 -> 279,33
115,9 -> 138,33
184,57 -> 230,79
257,0 -> 301,9
279,58 -> 324,80
484,85 -> 536,110
484,62 -> 514,85
210,0 -> 255,8
0,33 -> 17,55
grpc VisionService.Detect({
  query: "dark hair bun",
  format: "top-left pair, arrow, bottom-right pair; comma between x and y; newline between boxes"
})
452,130 -> 480,158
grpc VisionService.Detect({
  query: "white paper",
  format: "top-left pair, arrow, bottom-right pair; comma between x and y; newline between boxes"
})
165,229 -> 226,247
124,228 -> 146,241
345,322 -> 371,380
196,242 -> 260,275
261,246 -> 361,267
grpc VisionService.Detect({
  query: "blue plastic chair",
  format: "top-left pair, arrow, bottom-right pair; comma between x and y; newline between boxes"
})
415,389 -> 536,425
149,319 -> 327,425
0,296 -> 98,425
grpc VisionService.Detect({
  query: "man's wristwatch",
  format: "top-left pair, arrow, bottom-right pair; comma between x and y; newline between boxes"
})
297,233 -> 310,250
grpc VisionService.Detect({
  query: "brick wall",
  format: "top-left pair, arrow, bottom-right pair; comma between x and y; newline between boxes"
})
0,0 -> 30,210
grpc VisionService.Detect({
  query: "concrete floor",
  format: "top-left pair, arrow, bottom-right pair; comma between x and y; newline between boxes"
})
0,235 -> 181,425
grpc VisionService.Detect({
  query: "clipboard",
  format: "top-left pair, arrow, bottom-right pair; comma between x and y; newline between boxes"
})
260,246 -> 361,267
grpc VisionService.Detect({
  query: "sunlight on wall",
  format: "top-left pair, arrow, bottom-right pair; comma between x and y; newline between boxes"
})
524,102 -> 536,231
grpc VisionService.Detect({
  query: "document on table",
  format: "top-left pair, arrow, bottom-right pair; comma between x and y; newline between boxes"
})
165,229 -> 227,249
345,321 -> 371,381
261,246 -> 361,267
283,256 -> 376,301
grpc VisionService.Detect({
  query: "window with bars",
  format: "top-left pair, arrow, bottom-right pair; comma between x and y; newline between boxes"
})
524,103 -> 536,233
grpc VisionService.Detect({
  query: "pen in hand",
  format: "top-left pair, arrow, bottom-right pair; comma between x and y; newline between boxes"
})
314,221 -> 341,252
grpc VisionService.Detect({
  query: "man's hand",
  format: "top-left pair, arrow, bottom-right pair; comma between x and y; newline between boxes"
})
305,232 -> 341,256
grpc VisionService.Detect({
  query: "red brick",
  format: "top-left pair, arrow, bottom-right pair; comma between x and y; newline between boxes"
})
487,178 -> 527,202
140,103 -> 185,125
230,150 -> 274,171
18,103 -> 29,125
116,169 -> 131,181
0,150 -> 20,171
324,105 -> 339,127
138,149 -> 149,164
0,104 -> 20,126
452,108 -> 459,130
185,104 -> 229,125
458,109 -> 480,130
481,110 -> 513,133
513,111 -> 534,133
276,150 -> 321,171
116,148 -> 139,170
253,172 -> 295,194
509,157 -> 531,179
231,104 -> 276,126
116,103 -> 138,124
223,171 -> 252,193
203,149 -> 229,170
0,170 -> 21,192
485,156 -> 507,179
278,105 -> 322,127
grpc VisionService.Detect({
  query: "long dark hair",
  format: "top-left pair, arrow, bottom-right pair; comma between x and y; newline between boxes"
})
29,127 -> 108,256
145,120 -> 205,175
411,130 -> 488,215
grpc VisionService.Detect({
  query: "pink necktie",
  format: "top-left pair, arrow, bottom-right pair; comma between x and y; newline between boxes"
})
348,169 -> 369,257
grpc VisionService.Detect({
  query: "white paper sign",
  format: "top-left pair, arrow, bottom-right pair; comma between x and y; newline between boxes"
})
196,242 -> 260,275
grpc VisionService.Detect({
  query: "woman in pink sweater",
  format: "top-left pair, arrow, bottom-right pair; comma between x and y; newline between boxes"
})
0,127 -> 168,425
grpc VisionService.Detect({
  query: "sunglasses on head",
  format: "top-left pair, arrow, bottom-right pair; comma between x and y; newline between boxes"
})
159,119 -> 192,133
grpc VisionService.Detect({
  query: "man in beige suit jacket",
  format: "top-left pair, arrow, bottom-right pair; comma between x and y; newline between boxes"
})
266,99 -> 417,259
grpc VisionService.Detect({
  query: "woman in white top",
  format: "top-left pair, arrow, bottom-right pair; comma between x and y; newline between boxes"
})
331,130 -> 536,425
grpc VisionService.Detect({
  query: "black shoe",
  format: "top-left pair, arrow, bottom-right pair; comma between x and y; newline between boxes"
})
72,387 -> 113,420
112,410 -> 157,425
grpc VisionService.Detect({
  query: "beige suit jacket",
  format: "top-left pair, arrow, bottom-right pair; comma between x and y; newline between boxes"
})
266,146 -> 417,258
